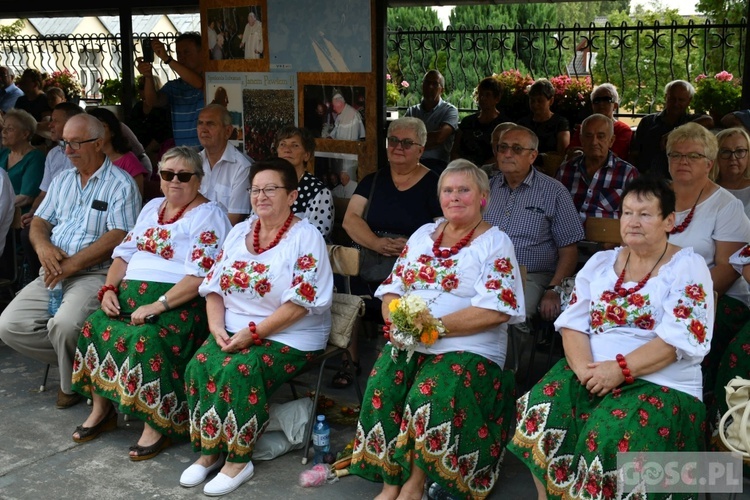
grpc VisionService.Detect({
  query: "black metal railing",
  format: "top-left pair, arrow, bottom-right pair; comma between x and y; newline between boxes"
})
0,19 -> 745,120
387,19 -> 747,118
0,32 -> 179,103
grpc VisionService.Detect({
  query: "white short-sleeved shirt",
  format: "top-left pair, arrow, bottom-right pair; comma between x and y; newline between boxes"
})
555,247 -> 714,399
199,145 -> 252,217
375,220 -> 526,368
669,187 -> 750,305
199,216 -> 333,352
113,198 -> 231,284
727,185 -> 750,219
36,159 -> 140,271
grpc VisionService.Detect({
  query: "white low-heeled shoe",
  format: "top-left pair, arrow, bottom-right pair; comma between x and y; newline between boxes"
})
203,461 -> 254,497
179,455 -> 224,488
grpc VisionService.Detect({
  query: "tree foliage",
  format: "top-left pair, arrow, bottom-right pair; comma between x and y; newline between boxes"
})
0,20 -> 24,37
590,5 -> 743,114
697,0 -> 747,23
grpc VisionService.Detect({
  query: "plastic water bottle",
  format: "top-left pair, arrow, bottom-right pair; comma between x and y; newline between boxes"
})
48,282 -> 63,315
312,415 -> 330,464
428,481 -> 457,500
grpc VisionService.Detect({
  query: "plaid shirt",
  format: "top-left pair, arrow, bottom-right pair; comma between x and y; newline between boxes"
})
556,151 -> 639,220
484,168 -> 584,274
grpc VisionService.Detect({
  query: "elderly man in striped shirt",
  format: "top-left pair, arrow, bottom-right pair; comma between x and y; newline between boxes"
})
0,114 -> 140,409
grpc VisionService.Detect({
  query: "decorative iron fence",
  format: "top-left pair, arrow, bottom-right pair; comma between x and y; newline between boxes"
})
0,32 -> 179,102
387,19 -> 747,118
0,20 -> 745,119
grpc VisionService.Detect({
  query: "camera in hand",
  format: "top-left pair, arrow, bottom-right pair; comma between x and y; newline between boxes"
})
142,37 -> 154,63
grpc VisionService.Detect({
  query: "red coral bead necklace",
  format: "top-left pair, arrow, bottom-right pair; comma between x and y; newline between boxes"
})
432,219 -> 482,258
253,211 -> 294,253
670,186 -> 704,235
612,241 -> 669,297
158,194 -> 198,225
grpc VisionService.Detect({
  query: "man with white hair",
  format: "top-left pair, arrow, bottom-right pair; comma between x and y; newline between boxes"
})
0,66 -> 23,113
631,79 -> 714,178
567,83 -> 632,161
557,113 -> 639,220
330,94 -> 365,141
332,170 -> 358,198
0,114 -> 140,409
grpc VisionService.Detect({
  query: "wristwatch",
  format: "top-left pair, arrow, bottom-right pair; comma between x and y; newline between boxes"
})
545,285 -> 564,295
164,56 -> 174,64
158,294 -> 170,311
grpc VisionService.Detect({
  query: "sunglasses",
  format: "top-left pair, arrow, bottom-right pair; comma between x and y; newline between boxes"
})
592,96 -> 615,104
160,170 -> 197,182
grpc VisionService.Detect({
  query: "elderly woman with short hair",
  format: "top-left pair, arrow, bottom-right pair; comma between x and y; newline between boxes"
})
666,122 -> 750,387
0,108 -> 45,211
351,159 -> 524,499
510,176 -> 714,500
273,125 -> 333,238
71,146 -> 232,460
340,116 -> 442,387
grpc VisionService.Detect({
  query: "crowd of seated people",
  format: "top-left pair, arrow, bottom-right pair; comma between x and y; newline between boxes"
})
4,62 -> 750,500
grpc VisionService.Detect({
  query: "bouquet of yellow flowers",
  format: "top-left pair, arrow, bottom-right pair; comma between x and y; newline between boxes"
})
387,294 -> 446,362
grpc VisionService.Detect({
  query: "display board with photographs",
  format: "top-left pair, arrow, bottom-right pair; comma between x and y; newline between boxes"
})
203,0 -> 269,72
206,72 -> 297,161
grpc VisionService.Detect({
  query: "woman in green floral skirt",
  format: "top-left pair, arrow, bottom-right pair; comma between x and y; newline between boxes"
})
509,177 -> 714,499
350,160 -> 526,499
179,158 -> 333,497
71,146 -> 231,460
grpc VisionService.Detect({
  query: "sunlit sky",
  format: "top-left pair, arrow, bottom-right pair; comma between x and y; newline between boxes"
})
433,1 -> 699,27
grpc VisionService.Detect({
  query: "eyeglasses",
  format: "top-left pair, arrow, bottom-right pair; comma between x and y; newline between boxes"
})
592,96 -> 615,104
667,152 -> 708,163
248,185 -> 286,197
494,143 -> 535,155
719,148 -> 749,160
387,136 -> 422,150
62,138 -> 98,150
160,170 -> 197,182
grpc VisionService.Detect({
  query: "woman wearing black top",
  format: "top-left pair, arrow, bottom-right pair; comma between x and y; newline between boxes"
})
518,78 -> 570,156
337,117 -> 441,387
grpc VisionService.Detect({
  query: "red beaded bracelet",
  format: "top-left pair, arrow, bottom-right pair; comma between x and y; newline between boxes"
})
97,284 -> 118,302
248,321 -> 262,345
382,320 -> 391,341
615,353 -> 635,384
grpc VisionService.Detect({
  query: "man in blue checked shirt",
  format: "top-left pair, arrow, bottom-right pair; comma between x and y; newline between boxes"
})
484,124 -> 584,324
0,114 -> 140,409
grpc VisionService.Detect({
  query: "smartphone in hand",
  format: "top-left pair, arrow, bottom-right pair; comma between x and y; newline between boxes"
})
142,37 -> 154,63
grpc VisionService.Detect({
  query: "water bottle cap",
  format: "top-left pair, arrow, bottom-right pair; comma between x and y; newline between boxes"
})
317,415 -> 325,421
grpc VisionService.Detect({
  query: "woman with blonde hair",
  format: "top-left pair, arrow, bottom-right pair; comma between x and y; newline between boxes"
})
666,122 -> 750,387
712,127 -> 750,217
0,108 -> 45,212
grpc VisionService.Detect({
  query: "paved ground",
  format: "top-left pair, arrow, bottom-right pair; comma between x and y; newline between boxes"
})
0,325 -> 746,499
0,327 -> 542,500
